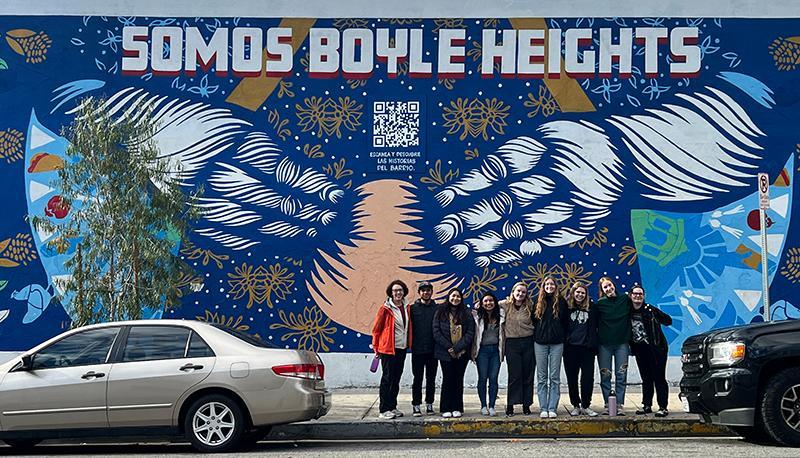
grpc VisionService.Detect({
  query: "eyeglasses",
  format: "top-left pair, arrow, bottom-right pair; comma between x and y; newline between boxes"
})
630,292 -> 644,296
391,289 -> 404,293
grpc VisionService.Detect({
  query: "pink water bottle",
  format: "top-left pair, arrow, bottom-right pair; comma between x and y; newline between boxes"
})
370,354 -> 380,373
608,389 -> 618,416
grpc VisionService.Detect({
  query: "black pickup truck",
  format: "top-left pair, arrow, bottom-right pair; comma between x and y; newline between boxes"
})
680,319 -> 800,446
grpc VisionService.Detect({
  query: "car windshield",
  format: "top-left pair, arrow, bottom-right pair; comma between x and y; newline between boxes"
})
211,324 -> 279,349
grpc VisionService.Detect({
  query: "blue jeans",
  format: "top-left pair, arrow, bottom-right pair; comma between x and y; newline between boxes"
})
598,343 -> 630,406
534,343 -> 563,412
476,344 -> 500,408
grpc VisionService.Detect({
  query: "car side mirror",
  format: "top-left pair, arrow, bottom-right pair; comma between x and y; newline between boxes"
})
18,354 -> 33,371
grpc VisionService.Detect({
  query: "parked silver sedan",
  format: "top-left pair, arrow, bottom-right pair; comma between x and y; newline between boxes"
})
0,320 -> 330,452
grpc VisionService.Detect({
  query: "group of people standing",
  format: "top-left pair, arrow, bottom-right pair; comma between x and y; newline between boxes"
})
371,276 -> 672,420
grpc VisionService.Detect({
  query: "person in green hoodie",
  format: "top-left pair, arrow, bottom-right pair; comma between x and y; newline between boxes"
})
595,276 -> 632,415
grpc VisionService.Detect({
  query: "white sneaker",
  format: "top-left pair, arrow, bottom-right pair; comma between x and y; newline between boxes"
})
392,409 -> 404,418
548,410 -> 557,418
481,407 -> 489,415
378,411 -> 396,419
569,406 -> 581,416
540,411 -> 549,418
442,411 -> 453,418
583,407 -> 599,417
452,411 -> 462,418
488,407 -> 497,416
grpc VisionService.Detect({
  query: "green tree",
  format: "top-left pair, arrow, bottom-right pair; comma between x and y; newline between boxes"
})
32,97 -> 202,326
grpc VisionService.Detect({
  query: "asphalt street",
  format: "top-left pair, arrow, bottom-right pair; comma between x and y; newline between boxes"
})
0,438 -> 795,457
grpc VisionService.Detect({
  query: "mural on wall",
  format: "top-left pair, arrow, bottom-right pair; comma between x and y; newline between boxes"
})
0,16 -> 798,355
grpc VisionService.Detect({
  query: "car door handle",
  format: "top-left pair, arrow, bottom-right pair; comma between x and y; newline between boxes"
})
179,363 -> 204,372
81,371 -> 105,380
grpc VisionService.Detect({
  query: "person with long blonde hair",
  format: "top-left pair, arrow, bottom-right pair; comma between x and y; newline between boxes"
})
532,276 -> 569,417
498,281 -> 535,416
564,282 -> 600,417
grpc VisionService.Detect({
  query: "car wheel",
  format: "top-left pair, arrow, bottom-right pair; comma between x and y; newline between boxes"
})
3,438 -> 41,449
761,367 -> 800,446
728,425 -> 773,444
184,394 -> 246,453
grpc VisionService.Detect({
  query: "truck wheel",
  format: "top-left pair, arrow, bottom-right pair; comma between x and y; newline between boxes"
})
761,367 -> 800,446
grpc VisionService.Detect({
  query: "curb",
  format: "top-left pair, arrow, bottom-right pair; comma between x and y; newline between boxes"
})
271,418 -> 731,440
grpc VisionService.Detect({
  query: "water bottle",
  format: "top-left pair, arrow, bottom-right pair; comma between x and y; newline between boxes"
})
369,354 -> 380,373
608,389 -> 618,416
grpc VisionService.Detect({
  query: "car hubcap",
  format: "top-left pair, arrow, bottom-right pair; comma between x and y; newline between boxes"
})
780,384 -> 800,431
192,402 -> 235,446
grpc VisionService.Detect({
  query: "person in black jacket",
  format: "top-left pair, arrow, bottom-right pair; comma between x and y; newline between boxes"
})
532,276 -> 570,418
563,282 -> 600,417
410,281 -> 438,416
432,288 -> 475,418
628,284 -> 673,417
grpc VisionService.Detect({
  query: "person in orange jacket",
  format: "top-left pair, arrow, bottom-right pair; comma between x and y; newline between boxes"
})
372,279 -> 413,420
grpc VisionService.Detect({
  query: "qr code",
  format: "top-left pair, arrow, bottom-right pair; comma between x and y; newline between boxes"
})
373,101 -> 420,148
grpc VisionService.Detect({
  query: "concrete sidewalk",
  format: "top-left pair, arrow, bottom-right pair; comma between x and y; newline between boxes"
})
271,388 -> 732,440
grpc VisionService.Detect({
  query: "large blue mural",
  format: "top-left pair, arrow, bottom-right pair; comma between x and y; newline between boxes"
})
0,16 -> 798,356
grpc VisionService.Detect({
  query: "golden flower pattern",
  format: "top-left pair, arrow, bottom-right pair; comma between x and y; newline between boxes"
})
196,310 -> 250,332
780,247 -> 800,284
269,307 -> 337,352
323,157 -> 353,189
570,227 -> 609,250
521,262 -> 593,295
227,262 -> 295,309
769,37 -> 800,71
465,267 -> 509,305
296,96 -> 363,138
618,245 -> 639,266
180,240 -> 230,269
5,29 -> 52,64
442,98 -> 510,140
524,85 -> 561,118
0,129 -> 23,163
0,233 -> 37,268
420,159 -> 460,191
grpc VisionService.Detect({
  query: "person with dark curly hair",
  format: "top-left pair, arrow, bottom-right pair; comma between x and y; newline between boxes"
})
372,279 -> 412,420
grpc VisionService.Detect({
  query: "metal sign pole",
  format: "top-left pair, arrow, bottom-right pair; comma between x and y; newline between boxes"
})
758,173 -> 770,322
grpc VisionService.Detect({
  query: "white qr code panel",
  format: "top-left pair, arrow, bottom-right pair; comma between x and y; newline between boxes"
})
373,101 -> 421,148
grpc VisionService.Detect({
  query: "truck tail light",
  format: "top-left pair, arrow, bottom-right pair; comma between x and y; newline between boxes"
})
272,363 -> 325,380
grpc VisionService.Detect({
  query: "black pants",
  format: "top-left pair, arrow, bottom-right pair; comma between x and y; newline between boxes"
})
439,357 -> 469,413
412,352 -> 438,406
379,349 -> 407,413
563,343 -> 596,409
505,336 -> 535,408
632,342 -> 669,409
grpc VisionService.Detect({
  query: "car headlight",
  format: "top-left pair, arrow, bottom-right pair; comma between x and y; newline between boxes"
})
708,341 -> 746,367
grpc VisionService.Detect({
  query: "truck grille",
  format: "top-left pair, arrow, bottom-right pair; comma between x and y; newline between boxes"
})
681,335 -> 707,379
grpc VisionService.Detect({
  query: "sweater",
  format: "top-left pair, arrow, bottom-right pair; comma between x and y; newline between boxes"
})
566,301 -> 600,348
532,295 -> 570,345
596,294 -> 632,346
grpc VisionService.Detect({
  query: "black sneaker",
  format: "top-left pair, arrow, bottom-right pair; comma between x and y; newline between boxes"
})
506,406 -> 514,417
636,406 -> 653,415
412,405 -> 422,417
655,408 -> 669,418
426,404 -> 435,415
522,405 -> 532,415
